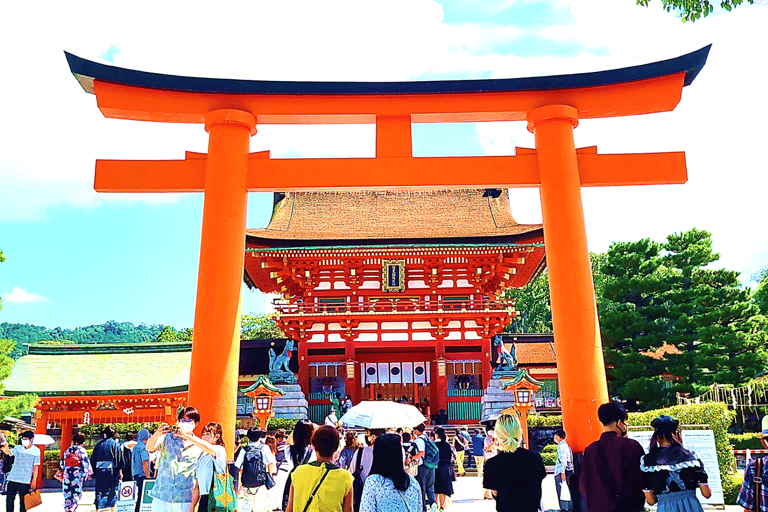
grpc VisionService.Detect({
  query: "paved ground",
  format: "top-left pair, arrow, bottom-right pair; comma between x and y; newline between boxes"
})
14,475 -> 740,512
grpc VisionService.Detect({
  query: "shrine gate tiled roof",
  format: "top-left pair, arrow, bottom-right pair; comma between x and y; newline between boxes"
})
247,189 -> 543,246
5,343 -> 192,396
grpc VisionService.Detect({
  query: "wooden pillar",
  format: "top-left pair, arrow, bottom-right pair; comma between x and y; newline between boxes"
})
528,105 -> 609,452
481,337 -> 492,389
59,420 -> 73,458
434,341 -> 448,416
188,109 -> 255,458
297,339 -> 309,410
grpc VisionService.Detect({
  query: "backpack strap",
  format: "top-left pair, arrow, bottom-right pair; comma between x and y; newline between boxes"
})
755,457 -> 763,512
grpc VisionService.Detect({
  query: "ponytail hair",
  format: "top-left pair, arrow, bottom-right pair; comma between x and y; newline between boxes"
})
495,414 -> 522,453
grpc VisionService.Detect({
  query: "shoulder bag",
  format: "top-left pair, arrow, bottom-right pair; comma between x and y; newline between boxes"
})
208,455 -> 237,512
352,448 -> 365,512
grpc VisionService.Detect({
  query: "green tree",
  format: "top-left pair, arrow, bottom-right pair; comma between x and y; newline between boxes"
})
503,271 -> 552,333
599,238 -> 671,410
686,268 -> 768,387
0,250 -> 5,312
155,325 -> 193,343
241,313 -> 283,339
754,265 -> 768,315
0,250 -> 38,416
635,0 -> 757,22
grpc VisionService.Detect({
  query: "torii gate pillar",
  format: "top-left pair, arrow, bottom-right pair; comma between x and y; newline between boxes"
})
188,110 -> 256,453
528,105 -> 608,450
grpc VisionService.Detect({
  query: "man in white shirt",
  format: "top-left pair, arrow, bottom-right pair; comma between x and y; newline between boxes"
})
324,410 -> 338,427
235,428 -> 276,512
1,431 -> 40,512
553,429 -> 574,512
410,424 -> 436,512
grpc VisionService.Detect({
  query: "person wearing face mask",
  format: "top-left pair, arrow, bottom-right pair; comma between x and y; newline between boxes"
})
147,407 -> 203,512
580,402 -> 646,512
1,431 -> 40,512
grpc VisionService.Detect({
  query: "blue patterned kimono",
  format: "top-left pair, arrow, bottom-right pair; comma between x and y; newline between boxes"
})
60,445 -> 92,511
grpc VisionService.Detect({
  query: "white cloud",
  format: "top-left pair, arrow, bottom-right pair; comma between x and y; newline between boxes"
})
2,287 -> 50,304
1,0 -> 766,286
472,0 -> 768,285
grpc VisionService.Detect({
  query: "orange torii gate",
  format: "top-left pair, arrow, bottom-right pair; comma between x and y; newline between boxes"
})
65,46 -> 710,455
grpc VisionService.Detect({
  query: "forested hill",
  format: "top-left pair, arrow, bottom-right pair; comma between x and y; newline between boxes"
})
0,321 -> 166,359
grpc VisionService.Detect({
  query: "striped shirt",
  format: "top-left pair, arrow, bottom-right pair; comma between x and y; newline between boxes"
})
7,445 -> 41,484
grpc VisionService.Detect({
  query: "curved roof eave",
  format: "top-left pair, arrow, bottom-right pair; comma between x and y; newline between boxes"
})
65,46 -> 710,96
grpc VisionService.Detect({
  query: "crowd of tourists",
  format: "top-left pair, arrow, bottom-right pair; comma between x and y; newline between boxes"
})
2,402 -> 768,512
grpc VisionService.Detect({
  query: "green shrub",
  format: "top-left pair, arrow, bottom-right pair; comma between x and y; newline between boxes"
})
728,433 -> 763,450
45,448 -> 94,463
722,472 -> 744,505
541,443 -> 557,454
78,422 -> 161,439
541,452 -> 557,466
527,415 -> 562,427
266,418 -> 299,432
629,402 -> 735,478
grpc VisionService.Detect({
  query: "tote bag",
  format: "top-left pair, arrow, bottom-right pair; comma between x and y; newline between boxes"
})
208,463 -> 238,512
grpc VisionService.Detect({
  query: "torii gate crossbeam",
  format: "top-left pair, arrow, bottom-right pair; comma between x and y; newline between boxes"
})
65,46 -> 710,455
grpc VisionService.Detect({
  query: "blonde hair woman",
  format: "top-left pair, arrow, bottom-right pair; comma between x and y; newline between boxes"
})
482,414 -> 546,512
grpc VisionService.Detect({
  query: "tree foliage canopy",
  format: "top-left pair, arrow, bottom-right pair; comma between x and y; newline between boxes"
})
635,0 -> 757,22
598,229 -> 767,409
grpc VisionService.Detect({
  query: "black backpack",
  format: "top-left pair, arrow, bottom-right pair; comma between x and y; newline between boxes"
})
2,453 -> 13,474
241,446 -> 271,488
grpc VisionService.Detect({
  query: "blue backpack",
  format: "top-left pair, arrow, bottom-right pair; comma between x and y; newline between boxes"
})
421,436 -> 439,469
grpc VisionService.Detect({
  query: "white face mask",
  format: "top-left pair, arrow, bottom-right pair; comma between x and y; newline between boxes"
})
178,421 -> 195,433
21,439 -> 32,447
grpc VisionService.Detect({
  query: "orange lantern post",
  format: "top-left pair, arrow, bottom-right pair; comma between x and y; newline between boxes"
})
502,370 -> 542,449
241,375 -> 284,431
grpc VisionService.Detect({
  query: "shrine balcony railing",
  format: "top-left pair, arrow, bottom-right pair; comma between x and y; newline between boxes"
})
272,297 -> 515,316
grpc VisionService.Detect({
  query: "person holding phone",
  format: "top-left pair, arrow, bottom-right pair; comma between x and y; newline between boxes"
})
147,407 -> 203,512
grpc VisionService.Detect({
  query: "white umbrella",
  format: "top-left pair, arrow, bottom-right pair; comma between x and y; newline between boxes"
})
338,401 -> 426,429
33,434 -> 55,445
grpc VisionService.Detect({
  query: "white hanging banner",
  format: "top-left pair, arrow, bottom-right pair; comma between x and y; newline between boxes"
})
414,362 -> 426,384
389,362 -> 402,384
378,362 -> 390,384
365,363 -> 378,384
402,362 -> 414,384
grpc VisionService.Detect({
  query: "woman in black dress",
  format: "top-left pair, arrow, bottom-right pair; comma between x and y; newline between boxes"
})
433,427 -> 455,511
641,415 -> 711,512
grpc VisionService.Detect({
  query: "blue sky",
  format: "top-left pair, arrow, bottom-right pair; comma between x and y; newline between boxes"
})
1,1 -> 767,330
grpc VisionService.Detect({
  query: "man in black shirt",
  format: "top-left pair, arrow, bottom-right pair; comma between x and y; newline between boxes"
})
580,402 -> 646,512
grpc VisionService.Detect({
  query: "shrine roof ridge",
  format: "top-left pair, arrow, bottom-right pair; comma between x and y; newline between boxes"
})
23,341 -> 192,356
245,238 -> 545,250
65,45 -> 710,96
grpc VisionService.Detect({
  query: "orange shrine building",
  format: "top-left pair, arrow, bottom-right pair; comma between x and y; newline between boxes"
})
243,188 -> 547,421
